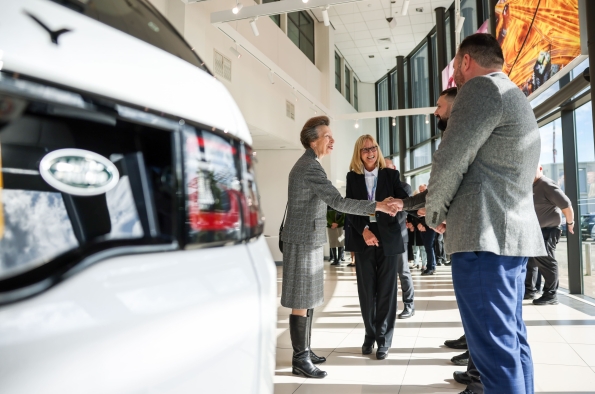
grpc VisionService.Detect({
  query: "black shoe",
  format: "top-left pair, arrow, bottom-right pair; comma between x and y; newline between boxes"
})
453,370 -> 473,385
362,343 -> 374,355
459,389 -> 478,394
289,314 -> 327,379
444,335 -> 467,350
421,269 -> 435,275
436,261 -> 443,266
307,309 -> 326,364
444,261 -> 452,266
451,350 -> 469,366
533,295 -> 559,305
398,304 -> 415,319
330,261 -> 340,266
376,347 -> 389,360
524,292 -> 537,300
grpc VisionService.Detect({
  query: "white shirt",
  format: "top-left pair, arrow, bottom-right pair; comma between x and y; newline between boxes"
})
364,167 -> 378,201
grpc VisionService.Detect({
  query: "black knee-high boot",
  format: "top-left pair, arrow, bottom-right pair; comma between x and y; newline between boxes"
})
338,247 -> 345,261
308,309 -> 326,364
289,314 -> 327,378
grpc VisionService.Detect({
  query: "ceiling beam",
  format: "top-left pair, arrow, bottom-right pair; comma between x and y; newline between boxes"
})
211,0 -> 363,24
336,107 -> 437,120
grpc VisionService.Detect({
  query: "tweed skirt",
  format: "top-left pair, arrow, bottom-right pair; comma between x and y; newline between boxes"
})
281,242 -> 324,309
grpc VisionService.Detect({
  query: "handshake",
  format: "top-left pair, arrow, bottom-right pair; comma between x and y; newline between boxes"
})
375,197 -> 403,216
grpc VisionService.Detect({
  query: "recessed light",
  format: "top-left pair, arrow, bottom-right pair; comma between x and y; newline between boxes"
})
385,47 -> 389,49
415,7 -> 423,12
369,55 -> 375,58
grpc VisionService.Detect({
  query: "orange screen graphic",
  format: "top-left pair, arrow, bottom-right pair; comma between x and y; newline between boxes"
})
495,0 -> 580,96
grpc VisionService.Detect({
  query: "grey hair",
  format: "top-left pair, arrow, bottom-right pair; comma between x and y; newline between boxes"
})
300,116 -> 330,149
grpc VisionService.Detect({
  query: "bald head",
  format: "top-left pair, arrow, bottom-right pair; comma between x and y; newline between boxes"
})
385,158 -> 396,170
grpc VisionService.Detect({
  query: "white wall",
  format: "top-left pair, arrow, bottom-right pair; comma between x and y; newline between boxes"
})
149,0 -> 377,258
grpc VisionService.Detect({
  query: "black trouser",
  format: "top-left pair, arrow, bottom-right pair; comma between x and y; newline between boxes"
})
467,351 -> 484,394
434,233 -> 446,263
525,226 -> 562,299
396,243 -> 414,306
355,232 -> 399,348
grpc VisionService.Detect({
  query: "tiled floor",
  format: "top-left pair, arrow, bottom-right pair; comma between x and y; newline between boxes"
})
274,258 -> 595,394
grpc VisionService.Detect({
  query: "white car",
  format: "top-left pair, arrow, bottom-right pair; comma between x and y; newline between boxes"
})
0,1 -> 277,393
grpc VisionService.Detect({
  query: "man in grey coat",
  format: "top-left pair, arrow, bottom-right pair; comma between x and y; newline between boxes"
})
423,34 -> 546,394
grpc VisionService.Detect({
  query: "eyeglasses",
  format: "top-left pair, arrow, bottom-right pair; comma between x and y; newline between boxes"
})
361,146 -> 378,154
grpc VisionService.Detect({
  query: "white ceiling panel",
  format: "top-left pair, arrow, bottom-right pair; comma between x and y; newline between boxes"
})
331,0 -> 451,84
354,38 -> 377,47
335,33 -> 353,42
345,22 -> 370,33
361,9 -> 387,21
336,40 -> 357,49
350,30 -> 373,40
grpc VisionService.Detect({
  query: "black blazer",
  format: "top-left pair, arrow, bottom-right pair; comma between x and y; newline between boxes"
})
346,168 -> 410,256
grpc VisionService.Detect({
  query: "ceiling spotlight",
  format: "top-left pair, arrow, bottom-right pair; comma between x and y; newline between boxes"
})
392,117 -> 396,126
401,0 -> 410,16
229,46 -> 241,58
322,6 -> 330,26
425,114 -> 430,124
268,70 -> 275,84
354,119 -> 359,129
369,55 -> 375,58
302,0 -> 309,3
232,2 -> 243,14
250,17 -> 259,36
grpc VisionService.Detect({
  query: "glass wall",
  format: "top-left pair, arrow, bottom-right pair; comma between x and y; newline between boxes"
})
345,67 -> 351,102
262,0 -> 280,26
539,119 -> 568,290
445,13 -> 453,60
390,70 -> 399,158
335,52 -> 341,92
575,102 -> 595,298
377,78 -> 390,156
410,42 -> 431,170
354,78 -> 358,111
460,0 -> 478,41
288,11 -> 314,63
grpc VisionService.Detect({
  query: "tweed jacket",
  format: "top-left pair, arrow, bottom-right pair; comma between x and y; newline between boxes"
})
346,168 -> 409,256
282,149 -> 377,246
425,72 -> 546,257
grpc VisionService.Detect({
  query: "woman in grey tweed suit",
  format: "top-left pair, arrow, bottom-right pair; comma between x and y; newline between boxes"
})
281,116 -> 399,379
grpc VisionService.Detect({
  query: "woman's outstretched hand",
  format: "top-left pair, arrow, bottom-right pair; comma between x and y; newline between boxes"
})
375,198 -> 403,216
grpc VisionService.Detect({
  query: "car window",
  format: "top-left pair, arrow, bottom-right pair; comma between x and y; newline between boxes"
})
47,0 -> 210,74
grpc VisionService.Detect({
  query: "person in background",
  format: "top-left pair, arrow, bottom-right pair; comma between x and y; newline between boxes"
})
385,158 -> 415,319
416,184 -> 437,276
525,164 -> 575,305
346,136 -> 409,360
281,116 -> 400,379
327,206 -> 345,266
344,216 -> 356,267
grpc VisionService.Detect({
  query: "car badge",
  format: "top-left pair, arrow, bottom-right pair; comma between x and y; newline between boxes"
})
39,149 -> 119,196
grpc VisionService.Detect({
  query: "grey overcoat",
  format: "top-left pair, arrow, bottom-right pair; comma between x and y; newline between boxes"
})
425,72 -> 546,257
281,148 -> 376,309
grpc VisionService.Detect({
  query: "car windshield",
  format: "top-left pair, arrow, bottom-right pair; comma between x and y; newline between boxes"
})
47,0 -> 210,74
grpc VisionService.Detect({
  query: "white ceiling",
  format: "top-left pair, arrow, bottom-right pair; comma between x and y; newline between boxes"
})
329,0 -> 453,83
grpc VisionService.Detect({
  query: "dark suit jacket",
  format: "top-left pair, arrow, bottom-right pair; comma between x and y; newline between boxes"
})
346,168 -> 410,256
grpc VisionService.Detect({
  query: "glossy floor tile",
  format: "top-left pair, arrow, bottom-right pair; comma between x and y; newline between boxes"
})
274,258 -> 595,394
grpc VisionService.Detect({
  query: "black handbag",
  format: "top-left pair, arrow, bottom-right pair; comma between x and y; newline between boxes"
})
279,203 -> 288,254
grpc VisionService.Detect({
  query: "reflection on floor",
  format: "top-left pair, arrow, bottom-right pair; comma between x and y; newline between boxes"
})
274,260 -> 595,394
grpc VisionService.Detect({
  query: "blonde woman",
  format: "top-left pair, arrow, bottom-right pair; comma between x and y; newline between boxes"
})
345,135 -> 410,360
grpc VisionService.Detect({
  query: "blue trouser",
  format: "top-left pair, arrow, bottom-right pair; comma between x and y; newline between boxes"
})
451,252 -> 533,394
420,229 -> 436,271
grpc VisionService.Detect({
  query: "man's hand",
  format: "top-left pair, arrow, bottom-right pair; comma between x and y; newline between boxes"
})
363,227 -> 379,247
375,199 -> 403,216
331,222 -> 339,229
417,207 -> 426,217
431,221 -> 447,234
567,223 -> 574,234
417,223 -> 426,232
406,221 -> 414,231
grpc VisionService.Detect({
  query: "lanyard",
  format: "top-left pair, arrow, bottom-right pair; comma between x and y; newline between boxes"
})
367,175 -> 377,201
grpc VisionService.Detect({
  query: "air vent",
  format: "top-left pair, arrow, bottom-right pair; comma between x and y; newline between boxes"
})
213,49 -> 232,82
415,7 -> 424,12
286,101 -> 295,120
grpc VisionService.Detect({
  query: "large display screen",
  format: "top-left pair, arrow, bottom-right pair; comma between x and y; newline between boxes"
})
495,0 -> 580,96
